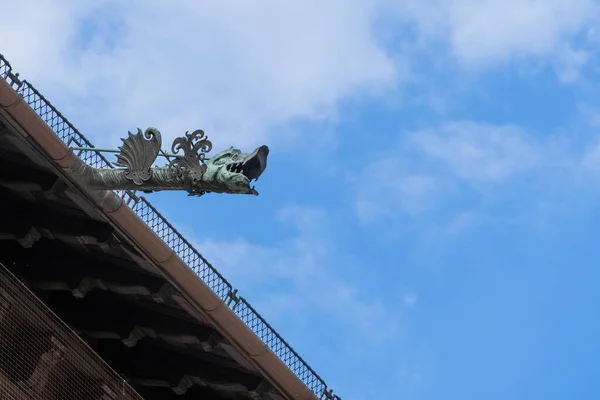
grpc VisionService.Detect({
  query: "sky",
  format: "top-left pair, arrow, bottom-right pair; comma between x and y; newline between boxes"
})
2,1 -> 600,398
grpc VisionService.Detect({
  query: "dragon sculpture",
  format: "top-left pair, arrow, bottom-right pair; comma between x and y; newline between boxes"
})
70,128 -> 269,196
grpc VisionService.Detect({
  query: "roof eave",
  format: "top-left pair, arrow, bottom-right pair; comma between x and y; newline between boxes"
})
0,77 -> 318,400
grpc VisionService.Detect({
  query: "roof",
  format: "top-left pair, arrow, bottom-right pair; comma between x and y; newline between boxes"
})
0,53 -> 341,400
0,260 -> 145,399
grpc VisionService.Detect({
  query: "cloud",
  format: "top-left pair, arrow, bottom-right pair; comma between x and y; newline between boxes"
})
0,1 -> 93,79
580,141 -> 600,172
406,122 -> 543,183
191,204 -> 405,340
579,103 -> 600,127
0,0 -> 397,149
355,159 -> 448,220
554,44 -> 590,83
394,0 -> 599,69
355,121 -> 574,222
576,106 -> 600,181
402,292 -> 419,308
439,211 -> 480,236
2,0 -> 596,157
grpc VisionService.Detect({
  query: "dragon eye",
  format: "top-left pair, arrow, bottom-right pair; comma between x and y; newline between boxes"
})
211,149 -> 241,166
211,155 -> 228,166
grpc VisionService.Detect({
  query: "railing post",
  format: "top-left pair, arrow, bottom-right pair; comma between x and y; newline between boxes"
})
0,53 -> 23,89
226,289 -> 240,310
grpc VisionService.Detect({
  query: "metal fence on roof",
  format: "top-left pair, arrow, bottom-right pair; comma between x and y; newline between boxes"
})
0,53 -> 341,400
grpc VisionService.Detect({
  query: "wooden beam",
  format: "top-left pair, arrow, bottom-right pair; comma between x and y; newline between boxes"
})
0,187 -> 113,243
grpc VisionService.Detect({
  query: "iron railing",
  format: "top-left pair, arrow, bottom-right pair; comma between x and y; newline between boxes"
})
0,54 -> 341,400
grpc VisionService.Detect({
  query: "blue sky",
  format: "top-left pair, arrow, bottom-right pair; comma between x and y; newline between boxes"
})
3,1 -> 600,398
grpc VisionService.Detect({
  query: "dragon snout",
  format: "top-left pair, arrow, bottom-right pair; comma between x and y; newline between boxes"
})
238,145 -> 268,182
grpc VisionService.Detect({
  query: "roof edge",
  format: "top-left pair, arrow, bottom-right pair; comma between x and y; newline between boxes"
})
0,77 -> 318,400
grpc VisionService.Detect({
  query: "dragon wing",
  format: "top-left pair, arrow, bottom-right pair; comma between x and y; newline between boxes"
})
114,127 -> 162,185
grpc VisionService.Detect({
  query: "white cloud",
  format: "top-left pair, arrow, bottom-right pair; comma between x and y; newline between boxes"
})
440,211 -> 480,236
579,104 -> 600,127
406,122 -> 543,183
2,0 -> 596,157
581,141 -> 600,172
394,0 -> 599,68
0,0 -> 397,149
573,105 -> 600,175
190,205 -> 403,340
355,157 -> 447,220
355,121 -> 574,222
0,1 -> 93,80
402,292 -> 419,308
554,44 -> 590,83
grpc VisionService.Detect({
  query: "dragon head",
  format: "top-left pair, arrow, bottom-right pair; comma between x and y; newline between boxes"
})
200,145 -> 269,195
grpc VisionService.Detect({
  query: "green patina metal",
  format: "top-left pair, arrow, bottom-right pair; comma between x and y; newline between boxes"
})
69,128 -> 269,196
71,147 -> 185,159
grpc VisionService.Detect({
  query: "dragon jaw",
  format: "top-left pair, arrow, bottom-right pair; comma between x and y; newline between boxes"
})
202,145 -> 269,195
